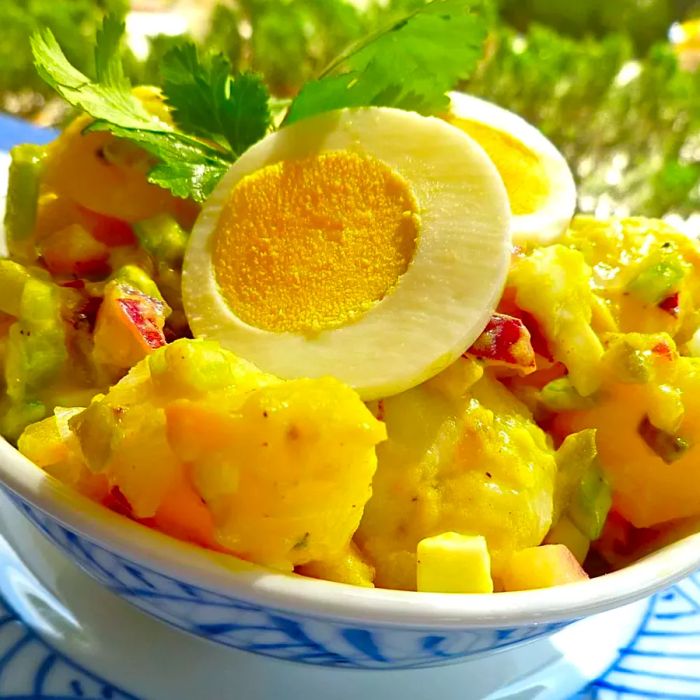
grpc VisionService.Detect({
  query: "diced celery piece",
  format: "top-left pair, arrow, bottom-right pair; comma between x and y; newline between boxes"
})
0,399 -> 47,443
626,259 -> 686,305
638,416 -> 690,464
134,214 -> 189,266
0,260 -> 30,317
111,265 -> 165,304
540,377 -> 593,412
544,516 -> 590,565
553,429 -> 598,523
4,278 -> 67,402
148,339 -> 257,396
568,464 -> 612,541
4,145 -> 46,258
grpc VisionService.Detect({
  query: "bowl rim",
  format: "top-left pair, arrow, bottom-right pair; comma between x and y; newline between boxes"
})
2,435 -> 700,629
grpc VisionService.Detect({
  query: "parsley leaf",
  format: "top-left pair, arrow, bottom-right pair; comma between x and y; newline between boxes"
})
31,18 -> 234,202
31,25 -> 155,131
286,0 -> 489,124
94,14 -> 129,89
88,122 -> 232,202
161,43 -> 271,157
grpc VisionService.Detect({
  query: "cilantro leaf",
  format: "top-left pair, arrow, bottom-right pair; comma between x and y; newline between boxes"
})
31,26 -> 158,131
31,18 -> 234,202
161,43 -> 271,156
286,0 -> 488,124
88,121 -> 232,202
94,14 -> 129,89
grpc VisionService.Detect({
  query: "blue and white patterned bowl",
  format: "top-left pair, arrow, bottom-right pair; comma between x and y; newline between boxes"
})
1,436 -> 700,670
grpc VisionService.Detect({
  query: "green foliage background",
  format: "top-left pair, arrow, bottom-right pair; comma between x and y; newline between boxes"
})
2,0 -> 699,218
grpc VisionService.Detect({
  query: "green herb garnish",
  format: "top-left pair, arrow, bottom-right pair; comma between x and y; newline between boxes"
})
30,2 -> 488,203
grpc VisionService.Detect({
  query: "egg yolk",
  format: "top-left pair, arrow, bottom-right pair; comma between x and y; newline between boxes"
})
450,118 -> 550,216
213,151 -> 420,334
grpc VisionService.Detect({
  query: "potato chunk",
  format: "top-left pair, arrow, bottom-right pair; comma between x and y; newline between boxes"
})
356,363 -> 557,590
22,339 -> 385,572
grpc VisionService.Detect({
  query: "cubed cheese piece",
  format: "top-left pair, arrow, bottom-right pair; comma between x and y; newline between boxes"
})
416,532 -> 493,594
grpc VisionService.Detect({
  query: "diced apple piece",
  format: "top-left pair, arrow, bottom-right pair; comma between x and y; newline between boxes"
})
501,544 -> 589,591
416,532 -> 493,594
544,516 -> 590,564
93,281 -> 167,370
466,313 -> 536,374
40,224 -> 111,278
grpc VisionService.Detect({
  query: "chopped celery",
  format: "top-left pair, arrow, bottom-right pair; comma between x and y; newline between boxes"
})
568,464 -> 612,541
134,214 -> 189,267
602,332 -> 676,384
4,278 -> 66,402
0,260 -> 30,317
0,399 -> 47,444
540,376 -> 594,412
553,429 -> 598,523
111,265 -> 166,304
544,516 -> 590,565
4,145 -> 46,259
638,415 -> 690,464
626,259 -> 686,305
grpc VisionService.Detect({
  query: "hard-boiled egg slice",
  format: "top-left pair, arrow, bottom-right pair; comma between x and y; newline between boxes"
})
448,92 -> 576,245
183,107 -> 510,400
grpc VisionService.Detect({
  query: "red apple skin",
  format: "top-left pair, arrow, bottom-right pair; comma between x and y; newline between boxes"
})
466,313 -> 537,374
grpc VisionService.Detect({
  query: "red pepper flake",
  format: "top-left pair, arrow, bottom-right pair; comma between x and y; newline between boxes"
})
658,292 -> 681,318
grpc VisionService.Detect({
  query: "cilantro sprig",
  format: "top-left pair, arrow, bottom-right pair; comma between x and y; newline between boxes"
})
31,2 -> 489,203
286,0 -> 489,124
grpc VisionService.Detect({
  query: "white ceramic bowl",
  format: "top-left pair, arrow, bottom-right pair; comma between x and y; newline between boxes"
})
1,435 -> 699,669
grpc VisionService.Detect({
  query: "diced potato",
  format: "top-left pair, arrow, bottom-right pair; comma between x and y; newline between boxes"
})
562,354 -> 700,527
40,224 -> 110,277
508,245 -> 604,396
297,543 -> 375,588
417,533 -> 493,594
501,544 -> 589,592
357,369 -> 556,590
59,339 -> 386,571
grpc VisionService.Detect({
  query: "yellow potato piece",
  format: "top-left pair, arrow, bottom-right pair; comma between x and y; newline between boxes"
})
58,339 -> 386,571
356,367 -> 556,590
296,543 -> 375,588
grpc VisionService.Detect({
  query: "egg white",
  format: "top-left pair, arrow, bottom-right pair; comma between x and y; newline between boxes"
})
449,92 -> 577,245
183,107 -> 511,400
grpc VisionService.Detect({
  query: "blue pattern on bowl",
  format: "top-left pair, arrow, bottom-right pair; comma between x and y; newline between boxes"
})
0,517 -> 696,699
10,493 -> 569,669
576,571 -> 700,699
0,600 -> 136,699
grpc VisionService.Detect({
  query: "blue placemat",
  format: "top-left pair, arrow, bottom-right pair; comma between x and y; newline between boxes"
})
0,113 -> 57,151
